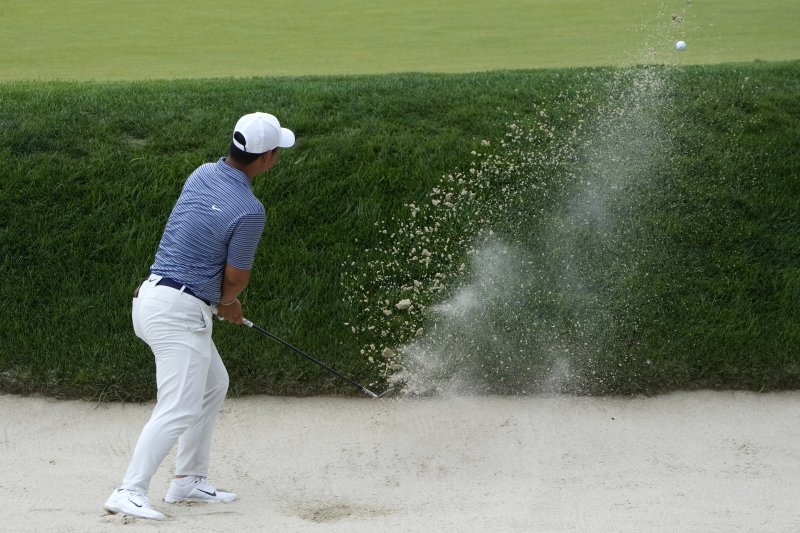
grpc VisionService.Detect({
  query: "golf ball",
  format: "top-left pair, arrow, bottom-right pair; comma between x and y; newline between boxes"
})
675,40 -> 687,51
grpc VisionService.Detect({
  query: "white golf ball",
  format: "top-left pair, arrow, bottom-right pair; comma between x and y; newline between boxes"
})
675,40 -> 687,51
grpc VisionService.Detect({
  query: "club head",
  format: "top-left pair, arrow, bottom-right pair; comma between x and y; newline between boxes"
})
362,388 -> 395,399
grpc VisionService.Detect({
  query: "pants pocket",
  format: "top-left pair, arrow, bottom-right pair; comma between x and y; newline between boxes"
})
188,305 -> 212,334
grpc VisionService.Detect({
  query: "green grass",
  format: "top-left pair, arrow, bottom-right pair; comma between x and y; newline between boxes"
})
1,0 -> 798,81
1,62 -> 798,399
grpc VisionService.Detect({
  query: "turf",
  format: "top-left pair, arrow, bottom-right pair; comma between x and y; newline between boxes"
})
0,0 -> 798,81
1,1 -> 798,399
1,63 -> 798,399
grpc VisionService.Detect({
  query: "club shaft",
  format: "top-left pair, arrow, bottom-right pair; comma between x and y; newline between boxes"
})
243,318 -> 378,397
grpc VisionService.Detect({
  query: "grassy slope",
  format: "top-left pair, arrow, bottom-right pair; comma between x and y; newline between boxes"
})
1,0 -> 799,81
0,73 -> 521,399
0,62 -> 798,399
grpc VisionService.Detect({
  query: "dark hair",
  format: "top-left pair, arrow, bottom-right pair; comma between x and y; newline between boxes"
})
227,141 -> 263,165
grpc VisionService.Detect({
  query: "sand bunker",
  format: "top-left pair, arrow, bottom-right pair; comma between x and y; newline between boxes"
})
2,391 -> 799,531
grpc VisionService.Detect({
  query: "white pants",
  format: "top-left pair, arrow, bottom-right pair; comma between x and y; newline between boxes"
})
121,275 -> 229,496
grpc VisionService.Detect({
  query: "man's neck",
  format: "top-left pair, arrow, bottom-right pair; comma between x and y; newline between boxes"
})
223,157 -> 256,182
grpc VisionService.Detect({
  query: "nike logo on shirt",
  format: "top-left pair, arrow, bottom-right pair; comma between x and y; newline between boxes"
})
211,205 -> 222,211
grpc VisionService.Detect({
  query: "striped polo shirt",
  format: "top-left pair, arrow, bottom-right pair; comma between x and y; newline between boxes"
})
150,158 -> 266,304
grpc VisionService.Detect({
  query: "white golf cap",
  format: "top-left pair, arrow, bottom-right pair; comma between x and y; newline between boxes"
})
232,112 -> 295,154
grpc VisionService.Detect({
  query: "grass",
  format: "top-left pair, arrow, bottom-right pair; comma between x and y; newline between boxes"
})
1,0 -> 799,81
1,62 -> 798,399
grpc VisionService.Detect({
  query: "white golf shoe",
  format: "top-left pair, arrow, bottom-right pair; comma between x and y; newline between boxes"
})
104,488 -> 166,521
164,476 -> 239,504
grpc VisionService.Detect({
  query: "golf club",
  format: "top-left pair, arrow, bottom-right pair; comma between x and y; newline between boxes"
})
240,317 -> 393,399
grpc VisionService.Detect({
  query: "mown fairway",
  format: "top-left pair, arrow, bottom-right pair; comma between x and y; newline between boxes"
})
1,0 -> 798,81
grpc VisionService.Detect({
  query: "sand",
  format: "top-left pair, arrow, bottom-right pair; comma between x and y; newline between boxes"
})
2,391 -> 799,532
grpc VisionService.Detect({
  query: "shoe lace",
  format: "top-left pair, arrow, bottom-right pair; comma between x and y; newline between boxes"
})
123,489 -> 151,508
195,476 -> 216,491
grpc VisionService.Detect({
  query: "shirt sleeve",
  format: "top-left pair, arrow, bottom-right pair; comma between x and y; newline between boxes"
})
227,210 -> 266,270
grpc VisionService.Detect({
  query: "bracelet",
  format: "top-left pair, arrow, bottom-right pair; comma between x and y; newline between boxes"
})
219,298 -> 238,306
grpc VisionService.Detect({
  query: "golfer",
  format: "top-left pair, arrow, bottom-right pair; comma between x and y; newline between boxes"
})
104,112 -> 295,521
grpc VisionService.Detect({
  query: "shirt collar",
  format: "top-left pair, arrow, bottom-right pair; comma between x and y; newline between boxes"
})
217,157 -> 252,188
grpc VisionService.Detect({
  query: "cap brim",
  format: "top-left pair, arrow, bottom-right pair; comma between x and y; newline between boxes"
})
278,128 -> 295,148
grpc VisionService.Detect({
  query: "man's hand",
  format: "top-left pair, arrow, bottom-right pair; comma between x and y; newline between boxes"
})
216,298 -> 243,325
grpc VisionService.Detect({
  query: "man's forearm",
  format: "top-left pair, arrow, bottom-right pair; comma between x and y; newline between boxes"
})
220,264 -> 251,304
